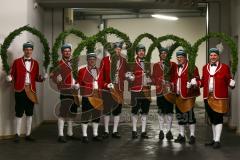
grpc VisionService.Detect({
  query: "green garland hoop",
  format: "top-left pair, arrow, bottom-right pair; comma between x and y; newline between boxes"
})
0,25 -> 50,74
146,35 -> 191,80
51,29 -> 87,71
72,35 -> 111,79
192,32 -> 238,77
129,33 -> 159,63
96,27 -> 132,55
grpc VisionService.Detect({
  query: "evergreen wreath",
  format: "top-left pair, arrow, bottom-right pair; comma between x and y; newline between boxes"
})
146,35 -> 192,79
192,32 -> 238,77
51,29 -> 87,71
129,33 -> 159,63
71,35 -> 111,79
0,25 -> 50,74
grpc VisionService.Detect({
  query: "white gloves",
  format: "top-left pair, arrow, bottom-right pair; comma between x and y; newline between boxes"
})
107,83 -> 114,89
229,79 -> 235,87
187,82 -> 192,89
125,72 -> 135,81
146,77 -> 152,84
72,83 -> 80,90
190,78 -> 197,86
187,78 -> 197,88
143,73 -> 151,85
93,81 -> 98,90
6,75 -> 12,82
57,74 -> 63,82
125,72 -> 132,78
43,73 -> 48,80
129,75 -> 135,81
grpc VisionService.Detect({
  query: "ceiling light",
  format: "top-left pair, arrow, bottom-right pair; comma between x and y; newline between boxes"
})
151,14 -> 179,21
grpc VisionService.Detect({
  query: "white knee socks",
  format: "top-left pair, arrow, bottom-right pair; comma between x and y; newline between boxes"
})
113,116 -> 120,133
132,115 -> 138,132
104,115 -> 110,133
67,120 -> 73,136
16,117 -> 22,136
141,115 -> 147,133
58,118 -> 64,136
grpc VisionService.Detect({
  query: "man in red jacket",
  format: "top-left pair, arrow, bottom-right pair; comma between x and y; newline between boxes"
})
51,43 -> 80,143
151,47 -> 177,141
78,52 -> 103,143
202,48 -> 235,149
6,42 -> 47,143
100,42 -> 127,139
172,50 -> 201,144
130,44 -> 152,139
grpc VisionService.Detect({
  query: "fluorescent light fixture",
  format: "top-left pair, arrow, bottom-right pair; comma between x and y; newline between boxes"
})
151,14 -> 179,21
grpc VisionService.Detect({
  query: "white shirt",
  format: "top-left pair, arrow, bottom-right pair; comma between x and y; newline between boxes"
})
139,59 -> 148,86
90,68 -> 98,89
161,60 -> 165,70
64,59 -> 75,86
91,68 -> 97,80
114,59 -> 120,84
209,62 -> 218,92
176,64 -> 184,94
24,58 -> 31,84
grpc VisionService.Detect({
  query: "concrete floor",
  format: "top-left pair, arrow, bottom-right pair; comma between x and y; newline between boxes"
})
1,107 -> 240,160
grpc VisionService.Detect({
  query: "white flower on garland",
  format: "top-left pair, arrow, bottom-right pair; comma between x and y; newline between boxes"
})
216,42 -> 224,54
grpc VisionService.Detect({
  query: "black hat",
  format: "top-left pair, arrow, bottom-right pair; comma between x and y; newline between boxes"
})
136,44 -> 146,53
176,50 -> 186,57
61,43 -> 72,52
113,42 -> 123,49
209,48 -> 220,55
87,52 -> 97,59
23,42 -> 34,50
159,47 -> 169,54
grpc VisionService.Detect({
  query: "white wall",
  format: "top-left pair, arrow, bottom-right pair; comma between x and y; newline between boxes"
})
42,8 -> 64,121
0,0 -> 44,137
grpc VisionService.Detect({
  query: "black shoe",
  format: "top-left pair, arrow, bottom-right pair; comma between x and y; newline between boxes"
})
166,131 -> 173,141
189,136 -> 196,145
102,132 -> 109,139
159,130 -> 164,140
132,131 -> 138,139
58,136 -> 67,143
213,141 -> 221,149
141,132 -> 149,139
205,140 -> 215,146
82,136 -> 89,143
66,135 -> 81,141
112,132 -> 121,139
174,134 -> 186,144
14,134 -> 20,143
93,135 -> 102,141
25,135 -> 35,142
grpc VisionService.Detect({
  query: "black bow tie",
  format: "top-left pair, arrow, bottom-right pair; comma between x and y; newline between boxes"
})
178,64 -> 183,68
90,66 -> 97,70
211,63 -> 217,67
24,59 -> 31,62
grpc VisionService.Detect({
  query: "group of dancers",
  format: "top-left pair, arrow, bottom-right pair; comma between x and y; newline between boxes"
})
6,41 -> 235,149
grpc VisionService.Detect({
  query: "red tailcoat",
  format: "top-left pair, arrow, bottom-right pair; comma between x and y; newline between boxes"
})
51,59 -> 74,91
77,66 -> 103,97
172,62 -> 200,99
151,61 -> 177,94
100,55 -> 127,91
201,63 -> 232,99
130,58 -> 150,92
10,57 -> 42,93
